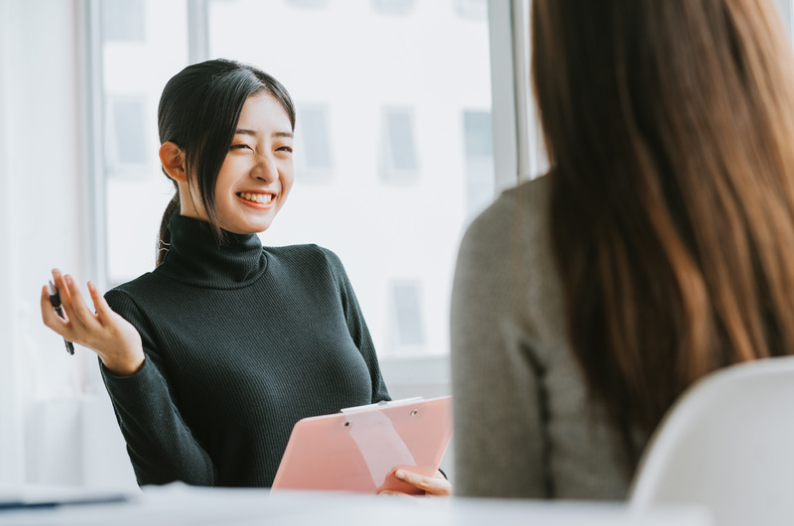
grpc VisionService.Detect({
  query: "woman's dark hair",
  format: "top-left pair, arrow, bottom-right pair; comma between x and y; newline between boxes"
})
533,0 -> 794,469
156,59 -> 295,266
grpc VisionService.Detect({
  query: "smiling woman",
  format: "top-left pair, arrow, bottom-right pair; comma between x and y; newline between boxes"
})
160,93 -> 295,239
153,60 -> 296,266
39,59 -> 449,495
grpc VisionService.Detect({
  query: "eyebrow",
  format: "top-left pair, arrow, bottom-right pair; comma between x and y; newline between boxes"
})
235,128 -> 294,139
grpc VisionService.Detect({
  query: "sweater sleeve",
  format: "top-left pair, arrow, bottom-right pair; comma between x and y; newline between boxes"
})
450,192 -> 550,498
321,248 -> 391,403
100,288 -> 216,487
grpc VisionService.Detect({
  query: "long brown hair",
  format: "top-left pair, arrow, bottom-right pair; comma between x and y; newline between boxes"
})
533,0 -> 794,467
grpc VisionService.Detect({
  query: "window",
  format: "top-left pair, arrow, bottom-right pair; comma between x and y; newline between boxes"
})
102,0 -> 146,43
295,104 -> 333,183
381,107 -> 419,184
286,0 -> 329,8
372,0 -> 414,16
389,280 -> 426,351
463,110 -> 495,219
455,0 -> 488,21
105,95 -> 149,177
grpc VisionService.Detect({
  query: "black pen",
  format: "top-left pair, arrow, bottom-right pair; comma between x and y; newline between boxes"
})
48,280 -> 75,355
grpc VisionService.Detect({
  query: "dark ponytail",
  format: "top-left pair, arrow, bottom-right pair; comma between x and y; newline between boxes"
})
154,59 -> 296,266
156,193 -> 180,266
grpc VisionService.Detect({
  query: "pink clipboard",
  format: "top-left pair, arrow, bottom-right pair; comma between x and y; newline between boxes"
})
271,396 -> 452,494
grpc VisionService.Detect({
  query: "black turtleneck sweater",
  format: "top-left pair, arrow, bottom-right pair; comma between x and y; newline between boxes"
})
100,214 -> 390,487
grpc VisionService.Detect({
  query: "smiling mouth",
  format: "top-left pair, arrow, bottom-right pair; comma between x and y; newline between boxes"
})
236,192 -> 274,205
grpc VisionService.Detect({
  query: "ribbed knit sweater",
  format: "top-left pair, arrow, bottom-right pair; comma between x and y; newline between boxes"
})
451,175 -> 631,500
101,214 -> 390,487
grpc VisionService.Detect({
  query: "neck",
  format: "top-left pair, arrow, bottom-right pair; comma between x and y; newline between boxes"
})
155,214 -> 268,289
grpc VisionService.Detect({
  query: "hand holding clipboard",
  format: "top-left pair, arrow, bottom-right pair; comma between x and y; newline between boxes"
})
272,396 -> 453,495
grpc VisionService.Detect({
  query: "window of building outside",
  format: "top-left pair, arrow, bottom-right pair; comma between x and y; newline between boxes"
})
106,95 -> 149,177
463,110 -> 494,220
99,0 -> 495,358
294,104 -> 333,183
371,0 -> 415,16
455,0 -> 488,21
381,107 -> 419,184
389,280 -> 426,351
286,0 -> 329,8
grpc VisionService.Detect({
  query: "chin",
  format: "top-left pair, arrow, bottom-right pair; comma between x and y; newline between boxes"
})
220,221 -> 269,235
244,221 -> 273,235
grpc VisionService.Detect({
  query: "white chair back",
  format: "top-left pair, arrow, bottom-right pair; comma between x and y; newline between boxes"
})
629,356 -> 794,526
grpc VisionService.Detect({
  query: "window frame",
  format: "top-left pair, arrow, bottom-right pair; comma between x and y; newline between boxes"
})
0,0 -> 24,485
78,0 -> 109,392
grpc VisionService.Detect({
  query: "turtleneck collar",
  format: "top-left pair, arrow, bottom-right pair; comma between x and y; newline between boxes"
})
155,214 -> 268,289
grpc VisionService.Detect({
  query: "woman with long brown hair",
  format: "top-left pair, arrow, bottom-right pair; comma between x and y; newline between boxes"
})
451,0 -> 794,499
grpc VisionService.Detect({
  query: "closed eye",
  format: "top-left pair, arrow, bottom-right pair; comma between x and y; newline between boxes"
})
230,144 -> 253,151
277,146 -> 293,153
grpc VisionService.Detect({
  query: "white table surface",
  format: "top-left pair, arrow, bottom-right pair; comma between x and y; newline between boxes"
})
0,483 -> 712,526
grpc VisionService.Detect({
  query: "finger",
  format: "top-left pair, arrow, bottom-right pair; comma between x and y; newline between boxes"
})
63,274 -> 97,330
87,281 -> 112,321
56,274 -> 81,326
51,270 -> 75,325
51,269 -> 73,306
377,490 -> 411,498
426,477 -> 452,496
395,469 -> 452,496
40,285 -> 68,334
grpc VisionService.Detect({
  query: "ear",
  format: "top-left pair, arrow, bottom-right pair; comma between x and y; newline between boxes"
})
159,142 -> 187,183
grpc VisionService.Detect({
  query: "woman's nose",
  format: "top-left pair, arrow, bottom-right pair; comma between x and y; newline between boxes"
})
253,153 -> 278,183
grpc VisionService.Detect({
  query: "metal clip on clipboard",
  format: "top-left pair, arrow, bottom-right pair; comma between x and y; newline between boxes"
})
339,397 -> 424,414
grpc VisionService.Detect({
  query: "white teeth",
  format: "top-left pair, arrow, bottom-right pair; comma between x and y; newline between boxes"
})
238,192 -> 273,204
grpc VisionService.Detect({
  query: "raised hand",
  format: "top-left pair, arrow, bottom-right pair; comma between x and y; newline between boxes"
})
40,269 -> 145,376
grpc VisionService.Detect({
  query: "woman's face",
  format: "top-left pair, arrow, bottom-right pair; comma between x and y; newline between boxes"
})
208,92 -> 294,235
